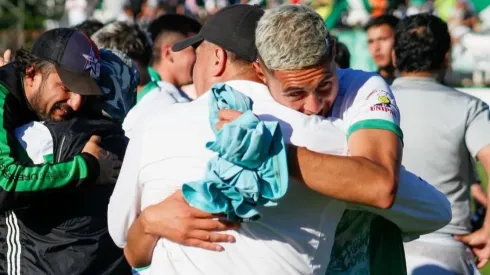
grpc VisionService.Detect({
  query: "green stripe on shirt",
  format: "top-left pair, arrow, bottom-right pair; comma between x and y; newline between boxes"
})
137,81 -> 158,103
347,119 -> 404,141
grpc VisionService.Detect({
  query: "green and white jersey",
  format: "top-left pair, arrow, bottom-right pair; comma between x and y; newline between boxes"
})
326,69 -> 404,275
329,69 -> 402,139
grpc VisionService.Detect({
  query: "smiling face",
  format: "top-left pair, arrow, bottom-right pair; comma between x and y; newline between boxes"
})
258,59 -> 339,116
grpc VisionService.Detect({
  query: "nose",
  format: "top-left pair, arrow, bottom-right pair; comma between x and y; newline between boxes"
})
67,92 -> 82,111
304,93 -> 323,115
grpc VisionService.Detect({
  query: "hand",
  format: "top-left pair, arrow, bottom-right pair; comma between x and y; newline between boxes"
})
82,135 -> 122,184
142,191 -> 239,251
215,109 -> 243,131
82,136 -> 105,160
0,49 -> 11,67
471,183 -> 487,207
455,227 -> 490,268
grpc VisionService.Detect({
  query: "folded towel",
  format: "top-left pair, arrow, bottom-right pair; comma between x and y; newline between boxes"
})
182,83 -> 288,222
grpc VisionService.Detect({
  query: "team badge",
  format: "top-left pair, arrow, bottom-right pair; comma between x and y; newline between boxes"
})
378,95 -> 391,104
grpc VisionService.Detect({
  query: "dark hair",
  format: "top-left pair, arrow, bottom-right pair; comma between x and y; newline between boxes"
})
394,13 -> 450,73
148,14 -> 201,42
149,14 -> 201,65
14,49 -> 55,79
365,14 -> 400,31
334,40 -> 350,69
91,22 -> 153,67
72,20 -> 104,37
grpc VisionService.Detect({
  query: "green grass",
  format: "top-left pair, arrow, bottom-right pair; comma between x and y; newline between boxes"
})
476,162 -> 490,274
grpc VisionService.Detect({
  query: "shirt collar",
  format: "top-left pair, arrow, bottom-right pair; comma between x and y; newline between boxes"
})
147,67 -> 161,82
392,76 -> 438,86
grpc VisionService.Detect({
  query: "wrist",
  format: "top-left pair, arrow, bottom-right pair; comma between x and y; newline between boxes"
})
140,207 -> 157,236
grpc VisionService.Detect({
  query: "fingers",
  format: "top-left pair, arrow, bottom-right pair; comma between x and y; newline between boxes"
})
184,238 -> 224,252
88,135 -> 102,144
215,121 -> 226,131
477,258 -> 488,269
218,109 -> 243,121
191,218 -> 240,232
187,230 -> 236,243
454,234 -> 472,244
3,49 -> 11,63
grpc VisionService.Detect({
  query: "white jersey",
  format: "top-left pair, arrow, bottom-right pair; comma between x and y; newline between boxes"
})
123,81 -> 191,139
108,79 -> 450,275
326,69 -> 404,274
329,69 -> 402,139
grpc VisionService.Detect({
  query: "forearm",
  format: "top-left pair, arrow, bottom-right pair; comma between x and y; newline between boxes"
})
348,167 -> 451,235
288,146 -> 396,208
124,211 -> 159,268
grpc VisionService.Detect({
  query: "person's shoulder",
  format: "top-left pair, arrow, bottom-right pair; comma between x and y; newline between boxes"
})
142,94 -> 209,131
337,68 -> 388,97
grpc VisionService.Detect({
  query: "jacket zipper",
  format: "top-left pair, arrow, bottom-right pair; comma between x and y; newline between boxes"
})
57,136 -> 66,163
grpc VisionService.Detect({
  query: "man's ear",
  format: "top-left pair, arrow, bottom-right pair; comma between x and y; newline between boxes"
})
162,44 -> 173,63
212,47 -> 227,77
253,62 -> 267,84
24,65 -> 38,87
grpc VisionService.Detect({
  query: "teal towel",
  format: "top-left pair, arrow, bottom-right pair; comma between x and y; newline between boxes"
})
182,83 -> 289,222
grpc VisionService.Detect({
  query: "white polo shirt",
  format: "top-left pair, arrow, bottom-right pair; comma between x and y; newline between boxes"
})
108,80 -> 450,275
109,80 -> 348,275
123,81 -> 191,139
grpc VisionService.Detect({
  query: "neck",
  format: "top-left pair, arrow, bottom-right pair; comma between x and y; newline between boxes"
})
225,69 -> 262,84
136,85 -> 145,94
378,66 -> 395,79
399,71 -> 436,78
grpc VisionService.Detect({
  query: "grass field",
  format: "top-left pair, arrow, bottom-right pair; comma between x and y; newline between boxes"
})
476,163 -> 489,274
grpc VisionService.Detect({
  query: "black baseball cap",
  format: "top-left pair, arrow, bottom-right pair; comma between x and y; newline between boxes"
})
31,28 -> 103,96
148,14 -> 202,42
172,4 -> 264,62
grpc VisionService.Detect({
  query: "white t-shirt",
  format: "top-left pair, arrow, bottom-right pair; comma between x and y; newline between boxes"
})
108,80 -> 450,275
123,81 -> 191,139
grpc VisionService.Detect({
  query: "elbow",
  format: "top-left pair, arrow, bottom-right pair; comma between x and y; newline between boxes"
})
375,174 -> 398,209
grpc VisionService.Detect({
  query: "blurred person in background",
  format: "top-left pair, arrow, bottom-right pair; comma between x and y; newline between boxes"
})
118,14 -> 201,139
391,13 -> 490,275
334,38 -> 351,69
73,19 -> 105,37
365,14 -> 399,84
0,28 -> 121,274
91,21 -> 153,94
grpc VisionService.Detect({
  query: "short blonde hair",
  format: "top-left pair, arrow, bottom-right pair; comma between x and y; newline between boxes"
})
255,4 -> 333,70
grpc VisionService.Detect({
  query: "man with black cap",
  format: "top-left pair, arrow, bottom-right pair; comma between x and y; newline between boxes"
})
0,28 -> 121,272
108,4 -> 449,275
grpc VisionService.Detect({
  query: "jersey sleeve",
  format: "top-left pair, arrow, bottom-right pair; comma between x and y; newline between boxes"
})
348,166 -> 452,236
465,97 -> 490,157
0,84 -> 99,211
14,122 -> 54,165
343,76 -> 403,140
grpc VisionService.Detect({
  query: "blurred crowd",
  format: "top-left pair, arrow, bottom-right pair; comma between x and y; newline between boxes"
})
59,0 -> 490,86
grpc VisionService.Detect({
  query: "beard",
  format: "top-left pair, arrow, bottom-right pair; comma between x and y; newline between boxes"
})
29,87 -> 74,122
